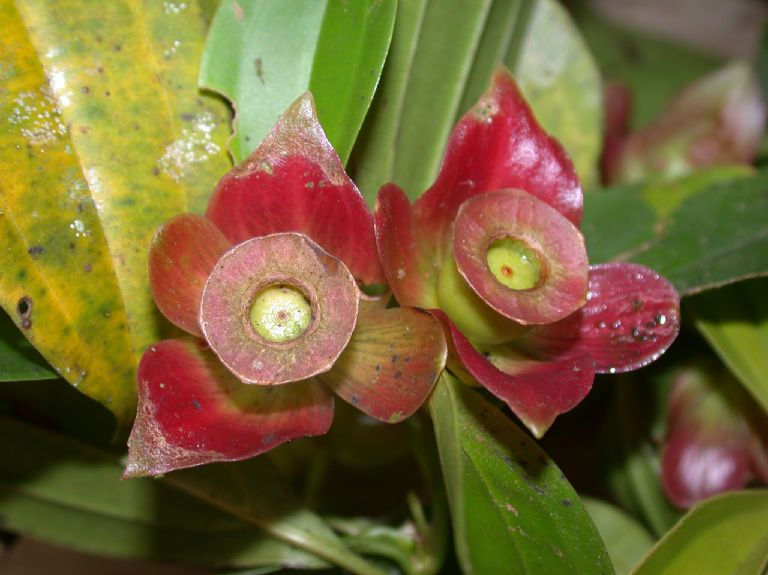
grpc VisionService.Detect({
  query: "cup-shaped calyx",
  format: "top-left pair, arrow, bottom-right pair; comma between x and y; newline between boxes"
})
200,232 -> 359,385
440,189 -> 588,341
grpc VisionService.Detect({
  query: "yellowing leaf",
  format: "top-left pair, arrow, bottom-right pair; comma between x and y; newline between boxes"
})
0,0 -> 231,427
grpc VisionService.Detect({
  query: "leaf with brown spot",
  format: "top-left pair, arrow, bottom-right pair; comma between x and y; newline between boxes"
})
0,0 -> 231,427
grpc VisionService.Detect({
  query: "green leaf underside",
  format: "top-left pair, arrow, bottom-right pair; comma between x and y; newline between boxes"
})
353,0 -> 601,204
429,374 -> 613,574
0,0 -> 231,426
200,0 -> 395,165
0,416 -> 330,571
632,491 -> 768,575
583,497 -> 655,575
690,278 -> 768,416
0,308 -> 56,381
582,171 -> 768,295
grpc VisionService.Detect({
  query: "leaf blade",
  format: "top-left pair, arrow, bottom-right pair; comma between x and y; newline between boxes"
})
429,374 -> 614,574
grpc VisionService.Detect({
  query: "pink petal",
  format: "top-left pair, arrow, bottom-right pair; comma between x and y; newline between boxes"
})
125,339 -> 334,477
149,214 -> 231,336
523,264 -> 680,373
374,183 -> 440,308
206,92 -> 384,286
413,67 -> 582,265
430,310 -> 594,438
318,307 -> 446,423
452,189 -> 588,325
200,233 -> 359,385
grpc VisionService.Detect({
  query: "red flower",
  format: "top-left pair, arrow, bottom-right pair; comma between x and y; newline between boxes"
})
125,94 -> 447,477
662,362 -> 768,509
375,68 -> 680,436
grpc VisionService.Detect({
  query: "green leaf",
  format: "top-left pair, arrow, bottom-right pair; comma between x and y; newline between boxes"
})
353,0 -> 601,203
583,497 -> 655,575
632,491 -> 768,575
0,0 -> 231,426
386,0 -> 493,198
350,0 -> 428,205
582,170 -> 768,295
0,308 -> 56,382
429,374 -> 614,574
509,0 -> 602,189
0,416 -> 326,571
166,460 -> 390,575
690,278 -> 768,415
200,0 -> 396,165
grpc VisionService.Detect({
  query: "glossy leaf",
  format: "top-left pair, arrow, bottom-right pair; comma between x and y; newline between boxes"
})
0,416 -> 327,571
633,491 -> 768,575
429,374 -> 613,574
0,309 -> 56,381
690,278 -> 768,416
200,0 -> 395,164
582,497 -> 655,575
0,0 -> 231,425
582,172 -> 768,295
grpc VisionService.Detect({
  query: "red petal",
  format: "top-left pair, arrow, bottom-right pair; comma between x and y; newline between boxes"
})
430,310 -> 593,437
413,67 -> 582,265
200,233 -> 359,385
125,339 -> 334,477
452,189 -> 588,325
524,264 -> 680,373
318,307 -> 446,423
206,93 -> 384,286
149,214 -> 231,336
374,183 -> 440,308
662,425 -> 752,509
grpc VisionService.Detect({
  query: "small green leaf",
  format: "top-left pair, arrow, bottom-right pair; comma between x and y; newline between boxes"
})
690,278 -> 768,415
0,416 -> 326,571
583,497 -> 655,575
632,491 -> 768,575
429,374 -> 613,574
0,309 -> 56,382
200,0 -> 395,164
582,171 -> 768,295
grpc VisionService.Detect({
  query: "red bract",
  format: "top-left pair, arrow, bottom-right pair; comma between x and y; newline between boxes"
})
661,363 -> 768,509
375,68 -> 680,436
125,94 -> 447,478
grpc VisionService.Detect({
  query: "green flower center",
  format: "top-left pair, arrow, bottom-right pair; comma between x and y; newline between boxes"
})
249,285 -> 312,342
486,237 -> 543,290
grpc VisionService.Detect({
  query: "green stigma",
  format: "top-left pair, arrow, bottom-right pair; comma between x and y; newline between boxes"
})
486,237 -> 543,290
250,285 -> 312,342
